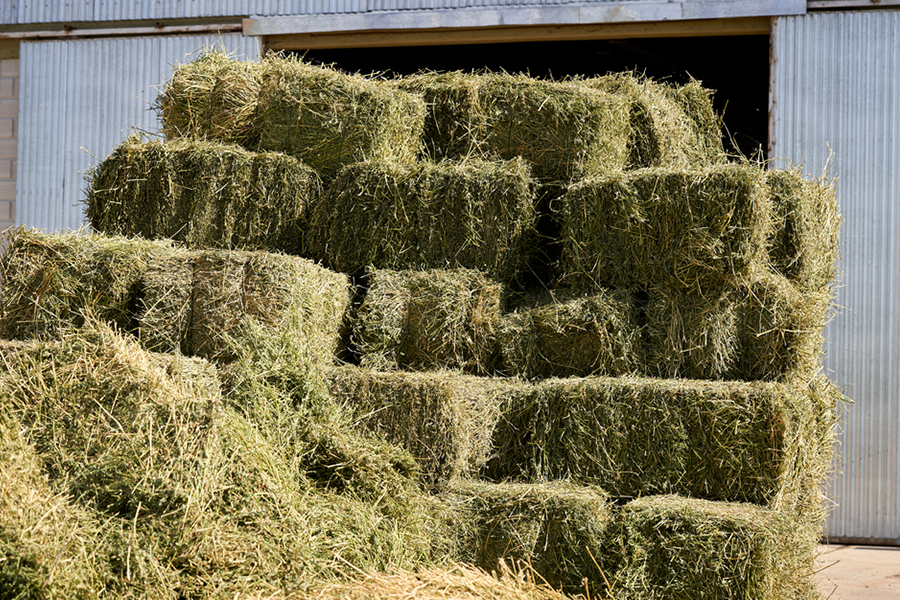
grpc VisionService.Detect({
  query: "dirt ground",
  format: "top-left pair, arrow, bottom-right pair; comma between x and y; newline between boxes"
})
815,544 -> 900,599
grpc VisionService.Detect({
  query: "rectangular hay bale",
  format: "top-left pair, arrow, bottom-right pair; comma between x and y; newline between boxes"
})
186,249 -> 351,364
559,163 -> 771,291
609,495 -> 819,600
447,480 -> 614,594
157,49 -> 262,147
767,168 -> 840,293
397,71 -> 631,183
355,268 -> 502,375
498,288 -> 643,379
308,158 -> 537,285
484,375 -> 837,508
256,55 -> 425,179
324,366 -> 527,489
589,74 -> 725,169
87,137 -> 321,255
0,228 -> 178,340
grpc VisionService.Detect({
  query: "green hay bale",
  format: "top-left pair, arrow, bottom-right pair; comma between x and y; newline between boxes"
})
308,158 -> 537,285
186,249 -> 351,363
157,49 -> 262,146
256,55 -> 425,179
731,268 -> 831,382
498,288 -> 643,379
0,228 -> 178,340
355,268 -> 502,375
589,74 -> 726,169
447,480 -> 614,594
559,163 -> 771,292
644,285 -> 740,380
767,168 -> 841,293
0,231 -> 351,366
397,71 -> 631,183
323,366 -> 527,489
608,495 -> 819,600
484,376 -> 836,508
87,137 -> 321,254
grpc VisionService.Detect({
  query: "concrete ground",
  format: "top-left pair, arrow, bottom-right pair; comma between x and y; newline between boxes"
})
815,544 -> 900,599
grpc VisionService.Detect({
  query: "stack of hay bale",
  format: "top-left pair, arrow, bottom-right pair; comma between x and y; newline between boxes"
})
1,49 -> 841,599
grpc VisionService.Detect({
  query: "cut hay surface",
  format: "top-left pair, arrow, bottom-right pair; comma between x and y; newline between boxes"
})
0,230 -> 351,365
324,366 -> 527,489
608,495 -> 819,600
0,325 -> 459,598
0,228 -> 177,340
484,375 -> 838,508
355,268 -> 502,375
498,288 -> 642,379
256,55 -> 425,179
87,137 -> 320,254
398,71 -> 631,183
559,163 -> 770,292
767,168 -> 841,293
157,49 -> 262,146
448,480 -> 614,595
265,563 -> 572,600
589,74 -> 725,169
308,158 -> 537,285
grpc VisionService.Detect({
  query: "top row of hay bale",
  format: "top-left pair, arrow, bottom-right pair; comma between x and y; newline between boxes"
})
158,50 -> 725,184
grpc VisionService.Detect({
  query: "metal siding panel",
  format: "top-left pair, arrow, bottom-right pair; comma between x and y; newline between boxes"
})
16,33 -> 252,232
13,0 -> 801,22
771,11 -> 900,544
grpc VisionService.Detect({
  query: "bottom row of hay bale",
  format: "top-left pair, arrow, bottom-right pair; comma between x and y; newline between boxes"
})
0,325 -> 829,599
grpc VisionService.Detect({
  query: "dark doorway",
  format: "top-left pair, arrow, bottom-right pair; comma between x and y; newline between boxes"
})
295,35 -> 770,158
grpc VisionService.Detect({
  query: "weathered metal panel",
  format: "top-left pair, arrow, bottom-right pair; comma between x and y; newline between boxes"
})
17,33 -> 259,233
770,10 -> 900,545
0,0 -> 17,25
12,0 -> 803,23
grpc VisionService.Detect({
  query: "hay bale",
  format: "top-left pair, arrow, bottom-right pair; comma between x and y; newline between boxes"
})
157,49 -> 262,146
87,137 -> 321,254
483,376 -> 836,508
0,231 -> 351,365
0,228 -> 178,340
355,268 -> 502,374
256,55 -> 425,179
397,71 -> 631,183
644,285 -> 740,380
498,288 -> 643,379
324,366 -> 527,489
589,74 -> 726,169
731,268 -> 830,382
767,168 -> 841,293
448,480 -> 614,594
186,249 -> 351,363
308,158 -> 537,285
608,495 -> 819,600
559,163 -> 771,292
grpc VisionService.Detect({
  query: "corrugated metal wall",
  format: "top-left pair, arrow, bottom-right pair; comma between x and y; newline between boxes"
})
770,10 -> 900,544
16,33 -> 258,232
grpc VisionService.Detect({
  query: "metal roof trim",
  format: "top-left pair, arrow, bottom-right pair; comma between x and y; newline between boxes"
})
244,0 -> 805,35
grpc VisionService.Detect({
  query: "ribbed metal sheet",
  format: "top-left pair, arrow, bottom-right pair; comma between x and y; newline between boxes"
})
12,0 -> 795,23
16,33 -> 258,232
770,11 -> 900,545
